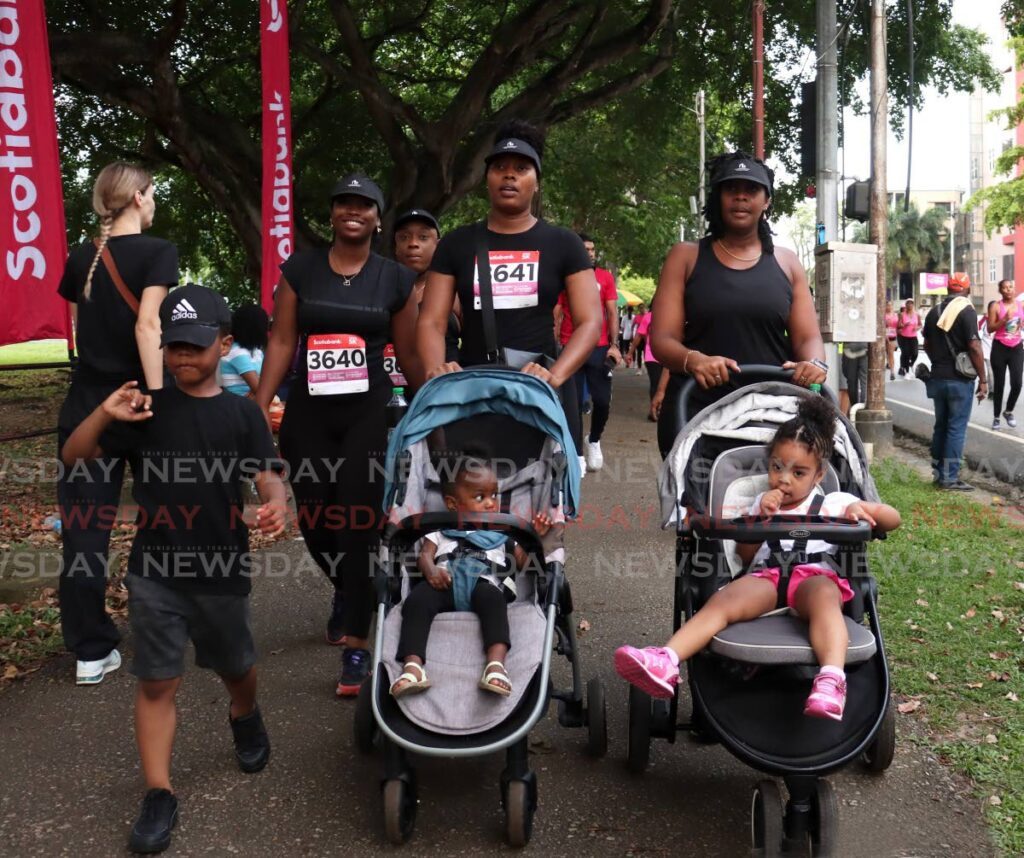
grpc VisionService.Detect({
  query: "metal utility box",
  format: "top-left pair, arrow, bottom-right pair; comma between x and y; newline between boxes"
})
814,242 -> 878,343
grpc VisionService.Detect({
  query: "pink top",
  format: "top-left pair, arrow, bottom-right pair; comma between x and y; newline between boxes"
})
993,300 -> 1023,348
898,311 -> 919,338
884,312 -> 899,340
634,312 -> 656,363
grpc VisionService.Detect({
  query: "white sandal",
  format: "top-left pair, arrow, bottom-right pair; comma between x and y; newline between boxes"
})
390,662 -> 431,698
478,660 -> 512,697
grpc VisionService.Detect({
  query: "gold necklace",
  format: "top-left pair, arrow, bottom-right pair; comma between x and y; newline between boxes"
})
330,246 -> 366,286
716,239 -> 762,262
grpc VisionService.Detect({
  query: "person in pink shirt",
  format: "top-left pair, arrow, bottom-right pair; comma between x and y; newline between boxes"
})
884,300 -> 899,381
897,299 -> 921,376
986,279 -> 1023,430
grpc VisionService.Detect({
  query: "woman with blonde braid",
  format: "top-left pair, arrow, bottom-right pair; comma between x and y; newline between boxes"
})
56,162 -> 178,686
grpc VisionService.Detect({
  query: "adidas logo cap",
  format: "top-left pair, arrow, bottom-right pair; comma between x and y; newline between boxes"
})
159,284 -> 231,348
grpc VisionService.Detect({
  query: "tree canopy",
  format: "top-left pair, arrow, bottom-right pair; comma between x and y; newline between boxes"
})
853,204 -> 950,288
48,0 -> 1000,303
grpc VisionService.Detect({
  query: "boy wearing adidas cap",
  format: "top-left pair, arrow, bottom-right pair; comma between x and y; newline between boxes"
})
62,284 -> 287,854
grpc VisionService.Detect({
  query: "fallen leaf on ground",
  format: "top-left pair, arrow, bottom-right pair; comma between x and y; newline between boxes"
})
966,682 -> 984,689
1006,692 -> 1019,702
989,652 -> 1010,661
992,609 -> 1006,623
985,734 -> 998,744
926,672 -> 939,682
915,599 -> 930,608
965,608 -> 977,619
3,664 -> 19,680
577,619 -> 591,633
989,671 -> 1012,682
898,700 -> 922,714
989,796 -> 1002,807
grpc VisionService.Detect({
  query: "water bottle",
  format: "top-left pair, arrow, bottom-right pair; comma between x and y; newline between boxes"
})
809,383 -> 822,395
386,387 -> 408,441
43,513 -> 62,535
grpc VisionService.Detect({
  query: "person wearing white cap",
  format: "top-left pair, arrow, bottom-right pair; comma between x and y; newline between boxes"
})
255,173 -> 422,697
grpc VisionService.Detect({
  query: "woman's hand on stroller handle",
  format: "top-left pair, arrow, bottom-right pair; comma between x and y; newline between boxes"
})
426,360 -> 462,380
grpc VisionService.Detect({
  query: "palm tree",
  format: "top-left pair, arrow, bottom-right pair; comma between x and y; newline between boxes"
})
853,204 -> 949,292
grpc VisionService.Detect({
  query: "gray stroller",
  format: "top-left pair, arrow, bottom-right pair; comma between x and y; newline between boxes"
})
353,369 -> 607,846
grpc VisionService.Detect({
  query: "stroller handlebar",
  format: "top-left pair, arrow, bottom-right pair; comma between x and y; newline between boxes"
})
381,511 -> 547,559
675,363 -> 838,426
684,513 -> 875,544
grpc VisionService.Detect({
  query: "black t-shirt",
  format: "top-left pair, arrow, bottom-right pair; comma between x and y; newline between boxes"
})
103,388 -> 280,595
430,220 -> 592,365
281,249 -> 415,403
58,236 -> 179,384
924,296 -> 979,380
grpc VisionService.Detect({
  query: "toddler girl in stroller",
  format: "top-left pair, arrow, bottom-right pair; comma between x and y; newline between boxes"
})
615,395 -> 900,720
390,449 -> 552,699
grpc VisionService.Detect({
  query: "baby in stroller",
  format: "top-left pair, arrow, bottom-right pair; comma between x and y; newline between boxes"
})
616,396 -> 900,720
390,447 -> 553,700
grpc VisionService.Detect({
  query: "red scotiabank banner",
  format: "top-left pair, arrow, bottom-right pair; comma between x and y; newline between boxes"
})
0,0 -> 71,347
260,0 -> 294,314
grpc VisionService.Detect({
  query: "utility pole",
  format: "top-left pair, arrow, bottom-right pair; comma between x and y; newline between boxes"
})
858,0 -> 894,452
816,0 -> 838,242
697,89 -> 706,226
753,1 -> 765,159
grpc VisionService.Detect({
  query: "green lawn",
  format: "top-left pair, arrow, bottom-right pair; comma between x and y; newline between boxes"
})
0,340 -> 70,366
871,460 -> 1024,854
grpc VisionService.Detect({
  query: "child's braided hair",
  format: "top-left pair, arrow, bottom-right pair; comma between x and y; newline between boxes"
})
769,395 -> 836,468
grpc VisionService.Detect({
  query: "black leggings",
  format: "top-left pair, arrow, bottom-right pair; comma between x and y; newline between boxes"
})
897,335 -> 918,372
575,346 -> 613,443
397,579 -> 510,662
991,340 -> 1024,416
57,380 -> 127,662
279,390 -> 388,640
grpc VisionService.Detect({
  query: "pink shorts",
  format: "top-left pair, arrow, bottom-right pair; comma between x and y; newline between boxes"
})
749,563 -> 854,609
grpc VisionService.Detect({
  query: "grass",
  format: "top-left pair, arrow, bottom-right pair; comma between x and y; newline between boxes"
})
871,459 -> 1024,855
0,598 -> 64,676
0,340 -> 70,366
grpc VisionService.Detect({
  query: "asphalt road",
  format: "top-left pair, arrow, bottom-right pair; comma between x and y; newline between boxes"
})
0,370 -> 995,857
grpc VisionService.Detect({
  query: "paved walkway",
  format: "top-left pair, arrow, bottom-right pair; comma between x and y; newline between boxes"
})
0,370 -> 995,856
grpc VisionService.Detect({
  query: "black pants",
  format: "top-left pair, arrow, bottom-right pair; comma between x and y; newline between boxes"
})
396,579 -> 510,662
575,346 -> 613,443
897,335 -> 918,373
991,340 -> 1024,416
842,353 -> 868,405
279,390 -> 388,640
645,360 -> 662,399
57,380 -> 126,662
561,372 -> 583,455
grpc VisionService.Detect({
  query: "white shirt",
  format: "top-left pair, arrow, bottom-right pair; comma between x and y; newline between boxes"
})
749,489 -> 861,566
426,531 -> 509,587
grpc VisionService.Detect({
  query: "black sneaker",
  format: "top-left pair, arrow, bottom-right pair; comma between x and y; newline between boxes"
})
229,705 -> 271,773
128,788 -> 178,854
325,590 -> 346,645
939,479 -> 975,492
336,647 -> 372,697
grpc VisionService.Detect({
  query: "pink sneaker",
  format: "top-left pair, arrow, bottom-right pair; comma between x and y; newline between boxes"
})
614,646 -> 679,699
803,671 -> 847,721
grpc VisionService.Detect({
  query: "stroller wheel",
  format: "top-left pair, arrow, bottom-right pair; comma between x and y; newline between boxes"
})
626,685 -> 652,774
383,778 -> 417,844
504,779 -> 535,847
354,677 -> 376,755
861,697 -> 896,772
586,677 -> 608,757
750,779 -> 784,857
810,780 -> 838,857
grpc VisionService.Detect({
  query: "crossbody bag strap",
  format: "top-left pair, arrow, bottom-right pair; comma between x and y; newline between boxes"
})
474,222 -> 500,363
93,238 -> 140,316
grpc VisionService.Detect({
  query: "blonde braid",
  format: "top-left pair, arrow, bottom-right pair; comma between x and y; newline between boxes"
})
83,217 -> 113,301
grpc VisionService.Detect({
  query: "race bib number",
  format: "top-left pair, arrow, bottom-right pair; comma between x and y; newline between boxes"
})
1006,315 -> 1021,336
384,343 -> 407,387
473,250 -> 540,310
306,334 -> 368,395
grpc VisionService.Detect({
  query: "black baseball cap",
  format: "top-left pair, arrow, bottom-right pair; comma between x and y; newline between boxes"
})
394,208 -> 440,233
329,173 -> 385,214
159,285 -> 232,348
484,138 -> 542,175
711,156 -> 772,193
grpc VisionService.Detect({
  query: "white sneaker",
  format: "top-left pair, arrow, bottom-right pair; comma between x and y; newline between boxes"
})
76,649 -> 122,685
584,439 -> 604,471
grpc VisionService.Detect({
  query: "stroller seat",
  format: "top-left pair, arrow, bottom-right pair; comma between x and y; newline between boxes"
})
703,444 -> 877,666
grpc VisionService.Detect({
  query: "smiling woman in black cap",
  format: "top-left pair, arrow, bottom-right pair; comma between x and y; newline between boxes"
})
417,120 -> 601,445
650,150 -> 827,455
255,173 -> 421,696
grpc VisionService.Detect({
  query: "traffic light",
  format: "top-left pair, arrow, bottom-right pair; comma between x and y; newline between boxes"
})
800,81 -> 816,179
845,180 -> 870,222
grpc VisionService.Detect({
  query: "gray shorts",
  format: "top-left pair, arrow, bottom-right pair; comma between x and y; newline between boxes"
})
126,574 -> 257,681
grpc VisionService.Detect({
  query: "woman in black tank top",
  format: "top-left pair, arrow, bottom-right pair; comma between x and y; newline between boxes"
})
651,152 -> 827,456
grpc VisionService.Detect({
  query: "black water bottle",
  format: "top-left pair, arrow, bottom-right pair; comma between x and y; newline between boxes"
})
386,386 -> 408,440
